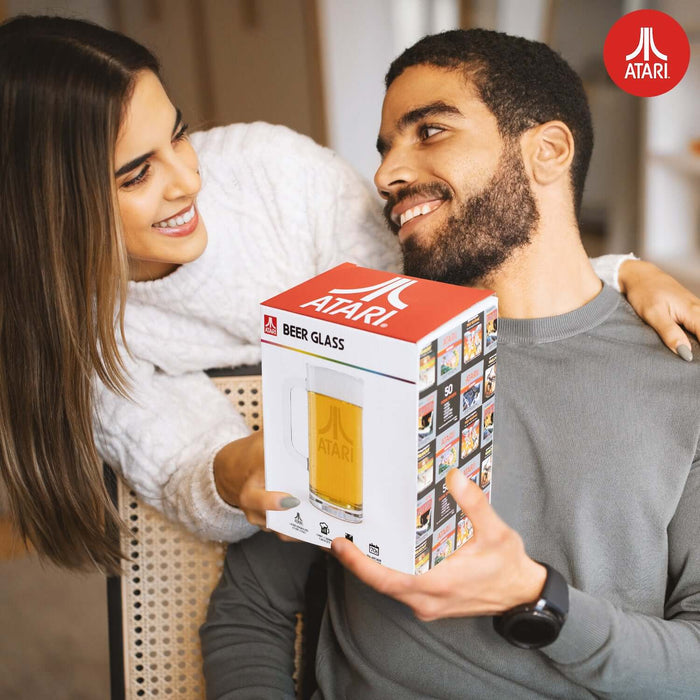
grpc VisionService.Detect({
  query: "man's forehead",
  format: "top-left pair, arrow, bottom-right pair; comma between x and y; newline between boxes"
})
381,65 -> 481,123
377,65 -> 489,152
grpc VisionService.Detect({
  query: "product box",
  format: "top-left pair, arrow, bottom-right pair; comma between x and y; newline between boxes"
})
261,263 -> 497,574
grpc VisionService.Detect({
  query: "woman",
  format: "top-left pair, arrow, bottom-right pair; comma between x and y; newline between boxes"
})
0,15 -> 697,573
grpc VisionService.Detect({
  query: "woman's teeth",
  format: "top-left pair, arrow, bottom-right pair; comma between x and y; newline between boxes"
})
153,205 -> 195,228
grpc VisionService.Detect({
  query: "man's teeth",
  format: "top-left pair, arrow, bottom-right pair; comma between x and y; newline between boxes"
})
153,205 -> 195,229
399,202 -> 440,227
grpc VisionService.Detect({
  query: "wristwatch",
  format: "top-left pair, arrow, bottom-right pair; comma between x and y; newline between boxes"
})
493,562 -> 569,649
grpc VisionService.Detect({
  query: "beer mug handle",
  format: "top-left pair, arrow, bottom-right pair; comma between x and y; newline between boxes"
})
283,378 -> 308,463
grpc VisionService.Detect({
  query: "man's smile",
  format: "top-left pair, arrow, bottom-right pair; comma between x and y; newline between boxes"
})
391,196 -> 445,230
384,184 -> 453,241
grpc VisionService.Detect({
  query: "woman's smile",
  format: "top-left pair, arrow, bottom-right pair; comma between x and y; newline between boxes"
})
152,203 -> 199,236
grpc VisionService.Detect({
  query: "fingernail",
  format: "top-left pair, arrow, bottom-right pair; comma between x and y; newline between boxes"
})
280,496 -> 300,509
677,344 -> 693,362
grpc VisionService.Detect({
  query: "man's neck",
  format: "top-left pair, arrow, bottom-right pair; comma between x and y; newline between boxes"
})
480,222 -> 603,319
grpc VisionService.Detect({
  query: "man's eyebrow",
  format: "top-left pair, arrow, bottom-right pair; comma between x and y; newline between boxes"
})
115,108 -> 183,178
398,101 -> 462,129
376,101 -> 463,155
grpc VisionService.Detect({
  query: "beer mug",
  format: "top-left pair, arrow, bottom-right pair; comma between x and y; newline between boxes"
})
287,365 -> 363,523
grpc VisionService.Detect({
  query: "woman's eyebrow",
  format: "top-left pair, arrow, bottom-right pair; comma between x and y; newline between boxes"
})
115,108 -> 183,178
172,108 -> 183,134
115,152 -> 152,178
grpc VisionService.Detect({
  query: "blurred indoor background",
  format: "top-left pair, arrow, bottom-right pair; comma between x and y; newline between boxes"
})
1,1 -> 698,698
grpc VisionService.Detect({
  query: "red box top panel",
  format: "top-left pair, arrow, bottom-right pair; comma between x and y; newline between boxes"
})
262,263 -> 494,343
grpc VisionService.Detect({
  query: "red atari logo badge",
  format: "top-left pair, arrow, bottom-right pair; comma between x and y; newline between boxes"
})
263,315 -> 277,336
604,10 -> 689,97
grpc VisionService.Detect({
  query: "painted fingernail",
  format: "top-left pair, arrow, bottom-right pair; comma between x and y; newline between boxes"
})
280,496 -> 300,509
677,344 -> 693,362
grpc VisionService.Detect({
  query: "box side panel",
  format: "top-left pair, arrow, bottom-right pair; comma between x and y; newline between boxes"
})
413,294 -> 498,571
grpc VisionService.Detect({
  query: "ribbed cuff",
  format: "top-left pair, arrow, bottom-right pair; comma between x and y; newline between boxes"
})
542,587 -> 612,665
189,444 -> 259,542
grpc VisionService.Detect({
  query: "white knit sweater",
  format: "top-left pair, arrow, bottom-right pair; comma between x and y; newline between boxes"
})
94,122 -> 629,542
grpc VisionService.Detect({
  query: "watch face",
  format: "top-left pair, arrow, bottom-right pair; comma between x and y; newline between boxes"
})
494,563 -> 568,650
504,610 -> 561,649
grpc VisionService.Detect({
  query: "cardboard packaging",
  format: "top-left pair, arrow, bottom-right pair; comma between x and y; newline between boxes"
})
261,263 -> 497,574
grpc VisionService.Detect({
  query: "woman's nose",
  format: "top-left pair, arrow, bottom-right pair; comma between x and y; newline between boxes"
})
164,152 -> 201,200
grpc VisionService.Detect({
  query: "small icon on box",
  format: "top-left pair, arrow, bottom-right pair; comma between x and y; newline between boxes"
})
263,314 -> 278,336
345,533 -> 354,542
368,543 -> 380,556
319,522 -> 330,535
294,512 -> 303,526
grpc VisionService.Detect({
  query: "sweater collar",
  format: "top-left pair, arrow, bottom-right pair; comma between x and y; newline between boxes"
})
498,283 -> 619,345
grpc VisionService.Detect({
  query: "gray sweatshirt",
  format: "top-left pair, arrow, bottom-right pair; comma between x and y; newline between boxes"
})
202,284 -> 700,699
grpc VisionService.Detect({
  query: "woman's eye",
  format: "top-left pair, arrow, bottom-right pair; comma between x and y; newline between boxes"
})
121,163 -> 151,189
173,122 -> 189,143
420,125 -> 444,140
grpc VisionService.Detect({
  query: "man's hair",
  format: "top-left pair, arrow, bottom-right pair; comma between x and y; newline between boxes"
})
386,29 -> 593,217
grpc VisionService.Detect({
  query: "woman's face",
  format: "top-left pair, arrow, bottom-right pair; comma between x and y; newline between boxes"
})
115,70 -> 207,281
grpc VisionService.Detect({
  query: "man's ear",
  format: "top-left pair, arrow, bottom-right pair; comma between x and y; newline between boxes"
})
522,121 -> 574,186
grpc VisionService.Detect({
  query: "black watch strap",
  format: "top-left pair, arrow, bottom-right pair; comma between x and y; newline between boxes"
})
539,562 -> 568,617
493,562 -> 569,649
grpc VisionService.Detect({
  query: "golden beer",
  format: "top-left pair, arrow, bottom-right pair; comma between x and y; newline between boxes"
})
308,391 -> 363,522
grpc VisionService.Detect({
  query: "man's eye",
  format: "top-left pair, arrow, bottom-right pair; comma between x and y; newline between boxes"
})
420,125 -> 444,140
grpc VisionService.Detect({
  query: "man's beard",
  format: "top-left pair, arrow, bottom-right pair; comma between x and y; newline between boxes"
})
385,142 -> 539,286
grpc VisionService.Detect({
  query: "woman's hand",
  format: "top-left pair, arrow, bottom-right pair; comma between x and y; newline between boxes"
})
619,259 -> 699,360
213,430 -> 299,528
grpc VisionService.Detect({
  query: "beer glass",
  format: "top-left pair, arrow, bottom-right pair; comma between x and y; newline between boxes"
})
288,365 -> 364,522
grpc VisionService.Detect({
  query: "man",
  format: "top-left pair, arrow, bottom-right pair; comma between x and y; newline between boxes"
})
201,29 -> 700,698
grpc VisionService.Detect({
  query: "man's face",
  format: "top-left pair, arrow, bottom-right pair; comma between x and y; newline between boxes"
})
374,64 -> 538,286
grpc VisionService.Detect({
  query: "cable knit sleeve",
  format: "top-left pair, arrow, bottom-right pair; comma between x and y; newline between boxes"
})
312,149 -> 401,274
590,253 -> 638,291
246,123 -> 401,276
93,350 -> 257,543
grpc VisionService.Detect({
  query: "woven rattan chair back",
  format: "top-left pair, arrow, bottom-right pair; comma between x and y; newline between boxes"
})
108,370 -> 265,699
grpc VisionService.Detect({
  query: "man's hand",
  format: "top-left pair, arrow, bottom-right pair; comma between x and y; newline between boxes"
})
619,259 -> 699,361
331,469 -> 546,621
213,430 -> 299,528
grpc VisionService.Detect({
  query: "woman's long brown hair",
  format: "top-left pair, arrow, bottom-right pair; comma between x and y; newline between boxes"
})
0,16 -> 159,573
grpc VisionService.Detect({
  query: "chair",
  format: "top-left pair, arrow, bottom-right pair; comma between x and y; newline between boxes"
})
106,366 -> 298,699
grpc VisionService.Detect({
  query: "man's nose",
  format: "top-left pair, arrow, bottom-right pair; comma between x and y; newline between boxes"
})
374,149 -> 418,200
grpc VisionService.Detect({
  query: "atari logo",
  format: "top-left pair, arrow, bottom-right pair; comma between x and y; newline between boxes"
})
263,314 -> 278,336
624,26 -> 668,80
603,9 -> 689,98
329,277 -> 416,309
300,276 -> 417,327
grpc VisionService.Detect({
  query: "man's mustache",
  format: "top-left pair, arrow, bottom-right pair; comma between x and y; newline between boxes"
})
382,183 -> 453,234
